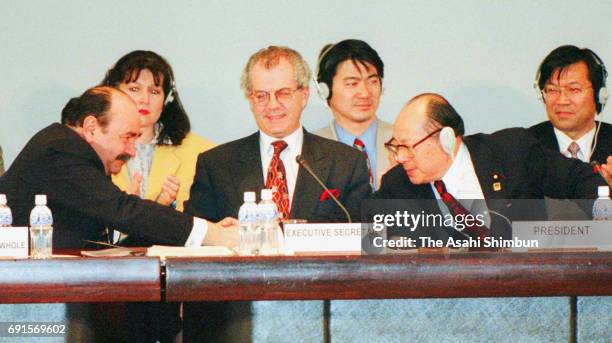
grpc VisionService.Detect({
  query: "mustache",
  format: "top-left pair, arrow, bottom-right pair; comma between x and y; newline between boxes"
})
116,154 -> 132,162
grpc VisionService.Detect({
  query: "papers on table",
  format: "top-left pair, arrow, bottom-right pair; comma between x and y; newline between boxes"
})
146,245 -> 235,259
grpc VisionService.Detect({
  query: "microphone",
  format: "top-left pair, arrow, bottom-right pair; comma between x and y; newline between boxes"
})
296,154 -> 352,223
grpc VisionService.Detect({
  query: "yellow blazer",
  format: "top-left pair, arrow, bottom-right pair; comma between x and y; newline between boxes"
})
112,132 -> 215,212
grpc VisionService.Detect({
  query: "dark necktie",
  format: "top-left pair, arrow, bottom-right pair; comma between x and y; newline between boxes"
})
266,140 -> 290,220
433,180 -> 490,240
353,138 -> 374,191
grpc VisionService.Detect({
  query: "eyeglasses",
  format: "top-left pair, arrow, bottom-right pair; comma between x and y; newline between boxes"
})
542,84 -> 593,100
384,128 -> 442,158
250,87 -> 302,106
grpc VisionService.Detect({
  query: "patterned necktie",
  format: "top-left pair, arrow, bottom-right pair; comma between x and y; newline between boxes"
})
353,138 -> 374,191
567,142 -> 580,159
266,140 -> 290,220
433,180 -> 490,240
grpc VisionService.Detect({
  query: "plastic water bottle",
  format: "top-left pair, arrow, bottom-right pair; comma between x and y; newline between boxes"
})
0,194 -> 12,227
258,189 -> 283,255
592,186 -> 612,220
29,194 -> 53,259
238,192 -> 259,255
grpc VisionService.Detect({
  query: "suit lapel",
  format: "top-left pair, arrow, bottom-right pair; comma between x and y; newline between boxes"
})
233,132 -> 265,201
463,137 -> 507,200
292,130 -> 332,219
375,120 -> 393,181
591,121 -> 612,164
539,122 -> 561,152
328,121 -> 339,141
146,146 -> 181,201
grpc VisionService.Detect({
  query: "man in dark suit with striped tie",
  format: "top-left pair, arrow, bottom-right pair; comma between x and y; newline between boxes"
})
376,93 -> 606,243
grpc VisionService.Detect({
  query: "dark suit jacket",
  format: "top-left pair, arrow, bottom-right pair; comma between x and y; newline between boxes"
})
0,123 -> 193,248
374,128 -> 606,240
528,121 -> 612,164
184,129 -> 371,222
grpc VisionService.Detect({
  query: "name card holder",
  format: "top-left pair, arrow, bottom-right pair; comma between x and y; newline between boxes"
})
512,220 -> 612,252
0,227 -> 29,258
283,223 -> 362,255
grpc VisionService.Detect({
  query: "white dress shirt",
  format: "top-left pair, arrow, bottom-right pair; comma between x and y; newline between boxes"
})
184,218 -> 208,246
553,126 -> 595,163
431,142 -> 485,200
114,216 -> 208,246
259,127 -> 304,210
430,142 -> 491,228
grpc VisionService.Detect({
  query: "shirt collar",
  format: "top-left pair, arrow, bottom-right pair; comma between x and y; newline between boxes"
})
433,141 -> 485,200
441,141 -> 470,185
334,119 -> 378,147
139,122 -> 167,146
553,126 -> 595,161
259,126 -> 304,157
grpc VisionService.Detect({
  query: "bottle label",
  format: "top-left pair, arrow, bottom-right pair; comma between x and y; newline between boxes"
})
0,213 -> 12,226
30,207 -> 53,226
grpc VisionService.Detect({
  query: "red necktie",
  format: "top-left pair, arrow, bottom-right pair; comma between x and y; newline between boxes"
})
353,138 -> 374,191
266,140 -> 290,220
433,180 -> 490,240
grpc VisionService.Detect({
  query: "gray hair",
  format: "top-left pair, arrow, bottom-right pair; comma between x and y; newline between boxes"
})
240,46 -> 311,96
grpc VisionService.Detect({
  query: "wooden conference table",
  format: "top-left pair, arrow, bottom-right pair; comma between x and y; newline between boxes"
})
0,250 -> 610,303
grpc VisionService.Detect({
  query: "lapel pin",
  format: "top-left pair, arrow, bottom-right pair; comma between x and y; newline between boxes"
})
493,182 -> 502,191
492,173 -> 502,191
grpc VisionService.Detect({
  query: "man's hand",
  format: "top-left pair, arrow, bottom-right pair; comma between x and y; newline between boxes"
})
202,219 -> 240,248
218,216 -> 239,227
599,156 -> 612,185
157,174 -> 180,206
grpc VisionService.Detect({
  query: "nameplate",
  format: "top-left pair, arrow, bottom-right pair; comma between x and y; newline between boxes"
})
283,223 -> 362,255
0,227 -> 29,258
512,220 -> 612,251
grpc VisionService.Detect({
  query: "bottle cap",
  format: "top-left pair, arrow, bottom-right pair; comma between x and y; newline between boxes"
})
598,186 -> 610,198
0,194 -> 6,205
243,192 -> 256,202
261,189 -> 273,200
35,194 -> 47,206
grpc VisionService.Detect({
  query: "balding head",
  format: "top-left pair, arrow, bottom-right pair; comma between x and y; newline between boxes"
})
61,86 -> 138,129
396,93 -> 464,137
389,93 -> 463,184
65,86 -> 140,175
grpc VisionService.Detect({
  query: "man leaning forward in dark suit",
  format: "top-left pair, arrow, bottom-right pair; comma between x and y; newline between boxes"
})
0,86 -> 238,249
376,93 -> 606,242
529,45 -> 612,184
182,46 -> 371,342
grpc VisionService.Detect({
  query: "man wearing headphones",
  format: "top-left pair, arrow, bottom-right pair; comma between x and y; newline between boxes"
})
375,93 -> 605,243
529,45 -> 612,184
314,39 -> 394,190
